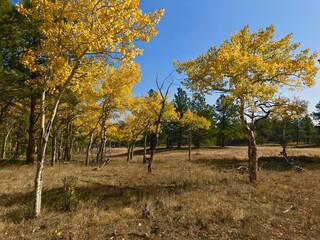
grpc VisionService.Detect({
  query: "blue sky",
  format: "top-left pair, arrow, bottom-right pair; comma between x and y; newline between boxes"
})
137,0 -> 320,112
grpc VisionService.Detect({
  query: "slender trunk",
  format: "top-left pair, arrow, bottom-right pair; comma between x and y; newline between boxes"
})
68,137 -> 74,161
282,127 -> 287,157
51,129 -> 57,167
147,80 -> 172,173
86,117 -> 101,165
96,111 -> 107,163
100,134 -> 106,163
57,128 -> 64,161
143,133 -> 147,163
67,120 -> 74,161
130,142 -> 134,160
96,126 -> 107,163
34,88 -> 62,217
188,131 -> 192,161
63,121 -> 71,161
86,131 -> 94,166
126,143 -> 131,162
148,132 -> 158,173
27,96 -> 37,164
1,128 -> 11,159
13,139 -> 20,160
34,89 -> 46,218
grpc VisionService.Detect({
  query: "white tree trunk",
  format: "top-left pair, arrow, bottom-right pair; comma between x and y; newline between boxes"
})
34,89 -> 61,217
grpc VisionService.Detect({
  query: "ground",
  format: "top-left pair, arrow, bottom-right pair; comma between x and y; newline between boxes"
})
0,145 -> 319,240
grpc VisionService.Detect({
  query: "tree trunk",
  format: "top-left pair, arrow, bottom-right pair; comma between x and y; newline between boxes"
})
146,79 -> 172,173
148,132 -> 158,173
86,131 -> 94,166
34,89 -> 47,218
126,143 -> 131,162
130,142 -> 134,160
51,129 -> 57,166
240,101 -> 258,183
57,128 -> 64,161
68,137 -> 75,161
282,127 -> 287,157
67,120 -> 74,161
96,126 -> 107,163
246,130 -> 258,183
143,133 -> 147,163
27,96 -> 37,164
34,88 -> 62,217
63,121 -> 71,161
13,139 -> 20,160
1,128 -> 11,159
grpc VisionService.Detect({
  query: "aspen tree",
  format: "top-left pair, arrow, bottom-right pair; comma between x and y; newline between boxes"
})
175,25 -> 318,182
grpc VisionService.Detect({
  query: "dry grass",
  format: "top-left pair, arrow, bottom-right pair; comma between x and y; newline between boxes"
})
0,145 -> 319,239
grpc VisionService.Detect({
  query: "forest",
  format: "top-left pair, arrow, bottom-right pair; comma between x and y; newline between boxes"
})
1,0 -> 320,239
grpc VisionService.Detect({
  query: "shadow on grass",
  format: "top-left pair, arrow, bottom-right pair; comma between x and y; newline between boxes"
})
0,159 -> 25,167
0,181 -> 192,222
194,156 -> 320,171
110,147 -> 194,158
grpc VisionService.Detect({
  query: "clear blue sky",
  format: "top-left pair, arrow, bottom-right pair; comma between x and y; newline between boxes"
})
137,0 -> 320,112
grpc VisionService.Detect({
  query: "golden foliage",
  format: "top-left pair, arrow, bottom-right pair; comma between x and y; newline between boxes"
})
17,0 -> 164,92
175,25 -> 318,110
180,109 -> 211,131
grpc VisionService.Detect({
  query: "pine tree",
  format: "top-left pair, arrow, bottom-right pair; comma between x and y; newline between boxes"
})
214,95 -> 243,147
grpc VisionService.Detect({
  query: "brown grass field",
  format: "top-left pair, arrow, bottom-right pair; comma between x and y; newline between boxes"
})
0,145 -> 320,240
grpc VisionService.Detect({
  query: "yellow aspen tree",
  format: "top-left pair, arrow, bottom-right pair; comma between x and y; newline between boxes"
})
95,61 -> 141,163
129,95 -> 162,162
117,114 -> 144,162
180,109 -> 211,161
17,0 -> 164,217
73,103 -> 101,166
175,25 -> 318,183
272,98 -> 308,157
145,89 -> 178,173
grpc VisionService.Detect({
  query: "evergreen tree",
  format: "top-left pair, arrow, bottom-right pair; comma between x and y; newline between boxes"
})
312,101 -> 320,126
300,115 -> 316,144
189,94 -> 215,148
173,87 -> 190,148
214,95 -> 243,147
256,117 -> 273,144
0,0 -> 41,163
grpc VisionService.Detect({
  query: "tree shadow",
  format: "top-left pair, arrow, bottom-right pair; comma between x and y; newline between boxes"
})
110,147 -> 192,158
0,181 -> 193,222
258,156 -> 320,171
194,156 -> 320,171
0,159 -> 25,167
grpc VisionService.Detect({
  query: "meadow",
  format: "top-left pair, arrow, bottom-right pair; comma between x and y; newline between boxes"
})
0,145 -> 319,240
